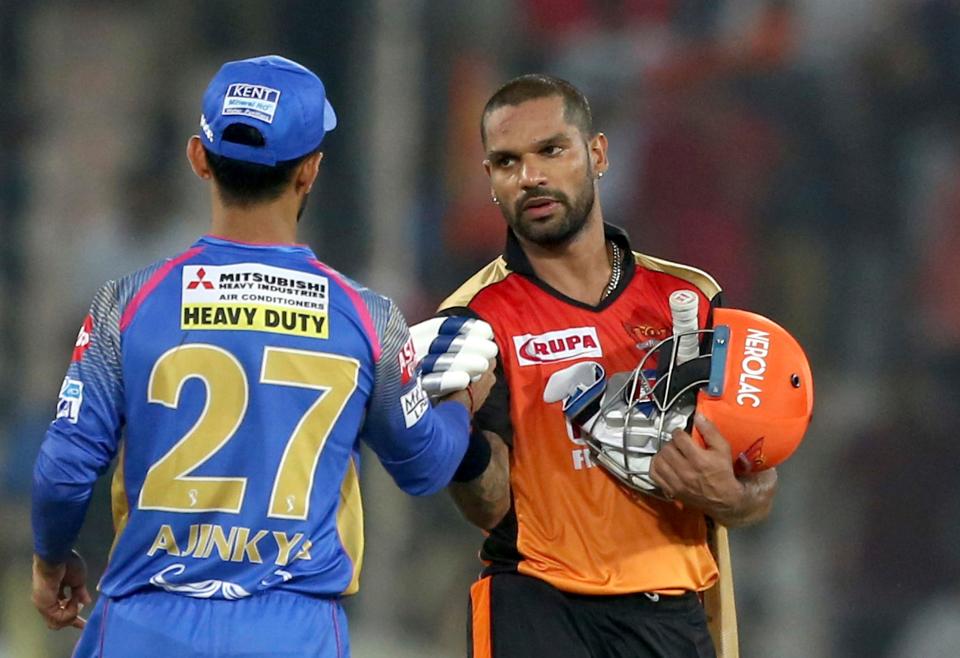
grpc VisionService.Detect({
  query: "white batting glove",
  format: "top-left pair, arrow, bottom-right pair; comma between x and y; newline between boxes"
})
410,316 -> 498,398
544,363 -> 687,493
543,361 -> 607,419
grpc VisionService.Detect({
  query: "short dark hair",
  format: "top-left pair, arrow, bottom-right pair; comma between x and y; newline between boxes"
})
481,74 -> 594,145
203,124 -> 318,207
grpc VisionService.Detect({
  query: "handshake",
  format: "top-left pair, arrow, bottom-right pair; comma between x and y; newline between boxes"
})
410,316 -> 499,409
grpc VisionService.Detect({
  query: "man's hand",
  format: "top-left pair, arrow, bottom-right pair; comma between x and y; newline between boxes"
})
410,317 -> 498,398
32,551 -> 91,630
651,413 -> 777,527
443,357 -> 496,415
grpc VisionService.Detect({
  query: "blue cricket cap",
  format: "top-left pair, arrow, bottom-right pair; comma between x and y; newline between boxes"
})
199,55 -> 337,166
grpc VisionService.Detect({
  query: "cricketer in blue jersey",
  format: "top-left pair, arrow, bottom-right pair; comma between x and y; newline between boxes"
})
30,55 -> 497,658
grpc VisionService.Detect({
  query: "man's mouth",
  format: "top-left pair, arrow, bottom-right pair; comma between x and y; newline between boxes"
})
521,197 -> 562,218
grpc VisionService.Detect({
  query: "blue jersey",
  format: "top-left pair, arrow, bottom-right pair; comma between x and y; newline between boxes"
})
32,236 -> 469,600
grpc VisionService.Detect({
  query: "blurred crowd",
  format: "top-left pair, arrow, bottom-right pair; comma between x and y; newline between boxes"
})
1,1 -> 959,656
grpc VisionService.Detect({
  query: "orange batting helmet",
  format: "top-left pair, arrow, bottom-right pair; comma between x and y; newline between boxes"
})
687,308 -> 814,474
550,308 -> 814,495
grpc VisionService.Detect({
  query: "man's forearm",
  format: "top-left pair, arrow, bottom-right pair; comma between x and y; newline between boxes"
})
708,468 -> 778,528
32,449 -> 95,564
448,431 -> 511,530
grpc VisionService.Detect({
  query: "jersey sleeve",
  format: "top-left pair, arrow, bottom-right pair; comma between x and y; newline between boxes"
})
438,305 -> 514,446
359,297 -> 471,496
32,281 -> 125,563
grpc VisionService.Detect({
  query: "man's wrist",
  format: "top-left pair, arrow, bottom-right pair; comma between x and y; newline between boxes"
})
34,548 -> 78,573
439,389 -> 472,415
726,478 -> 748,514
452,427 -> 492,483
33,553 -> 65,578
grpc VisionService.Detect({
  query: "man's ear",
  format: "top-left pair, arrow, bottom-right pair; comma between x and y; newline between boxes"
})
186,136 -> 213,180
590,132 -> 609,177
296,151 -> 324,193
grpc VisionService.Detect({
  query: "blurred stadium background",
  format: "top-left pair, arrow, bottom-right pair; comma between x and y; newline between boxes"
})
2,0 -> 959,656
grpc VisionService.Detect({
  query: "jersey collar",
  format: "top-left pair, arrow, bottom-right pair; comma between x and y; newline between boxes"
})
502,222 -> 636,311
196,234 -> 315,255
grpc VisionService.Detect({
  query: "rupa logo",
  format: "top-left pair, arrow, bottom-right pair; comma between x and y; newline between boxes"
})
222,83 -> 281,124
513,327 -> 602,366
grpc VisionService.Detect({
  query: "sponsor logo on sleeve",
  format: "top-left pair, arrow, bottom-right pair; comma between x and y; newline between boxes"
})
398,338 -> 417,385
56,377 -> 84,423
181,264 -> 329,338
222,83 -> 281,124
513,327 -> 602,366
71,314 -> 94,362
400,383 -> 429,428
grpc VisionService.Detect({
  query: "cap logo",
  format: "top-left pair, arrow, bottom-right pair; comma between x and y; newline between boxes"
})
222,83 -> 281,124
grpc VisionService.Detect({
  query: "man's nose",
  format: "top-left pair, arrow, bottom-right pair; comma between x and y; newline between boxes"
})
518,157 -> 547,188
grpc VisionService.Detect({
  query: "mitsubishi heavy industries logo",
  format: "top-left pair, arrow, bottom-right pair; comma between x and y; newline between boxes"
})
187,268 -> 215,290
181,263 -> 329,338
513,327 -> 602,366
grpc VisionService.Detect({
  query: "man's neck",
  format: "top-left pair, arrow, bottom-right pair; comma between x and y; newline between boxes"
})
519,213 -> 612,306
209,196 -> 299,245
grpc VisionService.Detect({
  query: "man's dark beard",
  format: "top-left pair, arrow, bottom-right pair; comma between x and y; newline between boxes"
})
506,175 -> 595,247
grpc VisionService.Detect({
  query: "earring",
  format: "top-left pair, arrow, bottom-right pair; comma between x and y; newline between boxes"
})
597,171 -> 605,179
492,195 -> 500,205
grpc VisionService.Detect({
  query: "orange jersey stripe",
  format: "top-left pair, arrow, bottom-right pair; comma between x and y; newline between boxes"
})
470,577 -> 493,658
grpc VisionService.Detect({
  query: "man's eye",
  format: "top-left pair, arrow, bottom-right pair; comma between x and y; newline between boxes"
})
542,145 -> 562,156
496,157 -> 515,167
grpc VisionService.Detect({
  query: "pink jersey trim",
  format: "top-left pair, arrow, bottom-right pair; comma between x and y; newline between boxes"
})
204,233 -> 310,248
309,259 -> 382,362
120,246 -> 204,331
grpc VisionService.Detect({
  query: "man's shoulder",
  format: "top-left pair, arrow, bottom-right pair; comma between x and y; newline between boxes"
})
631,252 -> 722,300
437,256 -> 512,312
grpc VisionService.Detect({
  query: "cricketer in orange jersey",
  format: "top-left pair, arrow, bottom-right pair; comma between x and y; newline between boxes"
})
439,75 -> 777,658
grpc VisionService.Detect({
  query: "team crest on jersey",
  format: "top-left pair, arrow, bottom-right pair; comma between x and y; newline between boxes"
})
181,264 -> 329,338
56,377 -> 84,423
71,314 -> 93,362
622,316 -> 669,352
513,327 -> 602,366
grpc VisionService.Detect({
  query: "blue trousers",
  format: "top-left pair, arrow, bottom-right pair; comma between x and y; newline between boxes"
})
72,589 -> 350,657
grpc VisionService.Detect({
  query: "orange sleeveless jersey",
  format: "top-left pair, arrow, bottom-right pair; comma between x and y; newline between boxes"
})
440,225 -> 721,596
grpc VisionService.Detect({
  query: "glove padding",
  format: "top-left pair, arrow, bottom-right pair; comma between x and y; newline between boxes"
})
544,362 -> 692,493
410,316 -> 498,398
